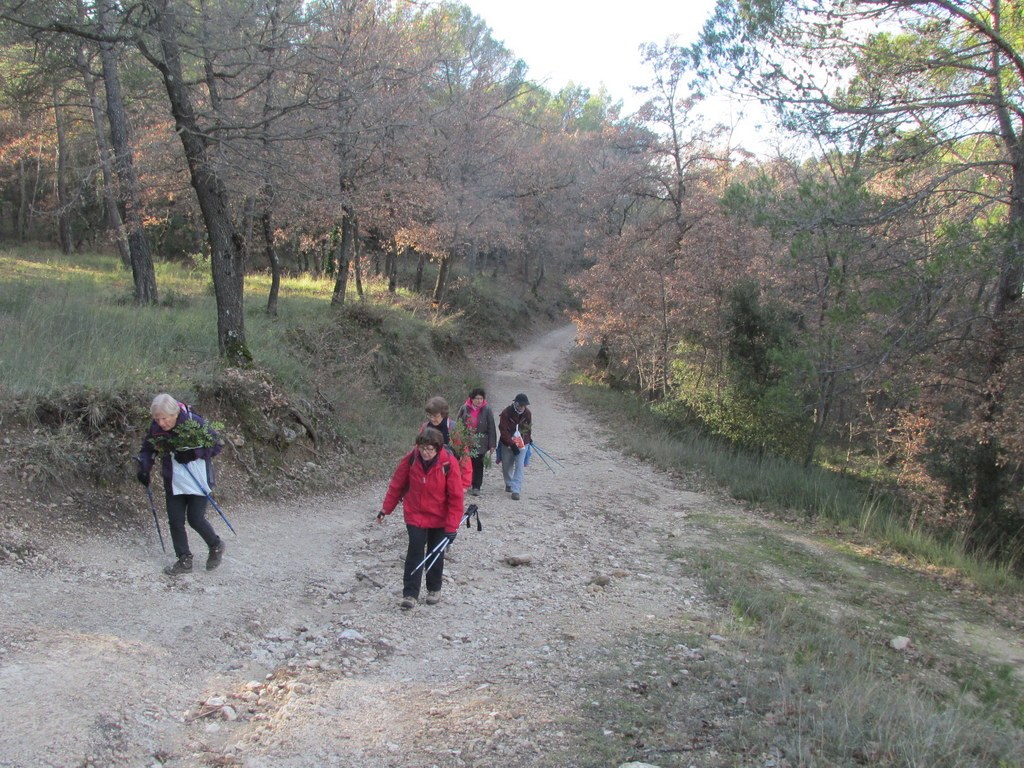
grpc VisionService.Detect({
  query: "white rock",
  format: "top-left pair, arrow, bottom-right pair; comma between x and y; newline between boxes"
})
890,636 -> 912,651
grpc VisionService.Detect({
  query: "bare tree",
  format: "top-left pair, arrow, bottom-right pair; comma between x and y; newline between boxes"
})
134,0 -> 249,360
693,0 -> 1024,552
0,0 -> 160,299
96,0 -> 157,303
72,26 -> 130,268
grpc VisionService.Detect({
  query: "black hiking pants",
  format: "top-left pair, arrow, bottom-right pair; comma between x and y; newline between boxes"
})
403,524 -> 446,598
470,455 -> 485,490
165,490 -> 221,558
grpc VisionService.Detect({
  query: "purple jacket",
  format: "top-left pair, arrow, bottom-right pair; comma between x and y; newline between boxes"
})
137,402 -> 222,489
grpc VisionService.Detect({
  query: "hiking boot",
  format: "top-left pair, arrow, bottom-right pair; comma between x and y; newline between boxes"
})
505,485 -> 512,493
206,541 -> 225,570
400,596 -> 417,610
511,492 -> 520,500
425,590 -> 441,605
470,488 -> 480,497
163,555 -> 193,576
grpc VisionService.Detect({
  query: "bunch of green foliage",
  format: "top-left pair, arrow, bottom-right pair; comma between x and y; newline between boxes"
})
146,419 -> 225,454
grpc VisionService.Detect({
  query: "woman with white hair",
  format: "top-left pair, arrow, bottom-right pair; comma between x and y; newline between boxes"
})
136,393 -> 225,575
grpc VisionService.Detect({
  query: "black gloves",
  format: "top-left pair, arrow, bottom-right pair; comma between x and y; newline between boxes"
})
136,470 -> 150,486
445,531 -> 457,545
174,448 -> 198,464
510,444 -> 520,456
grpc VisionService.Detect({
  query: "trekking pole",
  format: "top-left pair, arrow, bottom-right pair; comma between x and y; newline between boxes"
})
528,443 -> 560,474
532,446 -> 555,473
410,537 -> 449,576
464,503 -> 482,531
531,442 -> 564,468
410,503 -> 482,576
145,485 -> 166,553
180,462 -> 237,535
422,541 -> 449,574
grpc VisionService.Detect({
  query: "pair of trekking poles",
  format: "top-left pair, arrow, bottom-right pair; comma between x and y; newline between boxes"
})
408,503 -> 481,576
404,442 -> 564,573
143,461 -> 236,552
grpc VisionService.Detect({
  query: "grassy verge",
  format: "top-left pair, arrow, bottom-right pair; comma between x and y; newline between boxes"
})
565,355 -> 1022,593
562,349 -> 1024,767
0,247 -> 544,503
566,517 -> 1024,766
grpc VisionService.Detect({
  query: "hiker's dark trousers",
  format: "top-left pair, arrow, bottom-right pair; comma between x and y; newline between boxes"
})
403,524 -> 446,598
470,455 -> 485,490
165,490 -> 220,558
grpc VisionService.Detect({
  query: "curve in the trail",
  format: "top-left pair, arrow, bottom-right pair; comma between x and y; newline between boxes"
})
0,324 -> 720,768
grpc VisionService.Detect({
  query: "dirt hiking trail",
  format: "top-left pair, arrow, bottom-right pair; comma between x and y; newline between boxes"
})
5,325 -> 1019,768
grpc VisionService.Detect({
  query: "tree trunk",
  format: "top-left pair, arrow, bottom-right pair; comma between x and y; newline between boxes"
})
354,225 -> 364,300
146,0 -> 249,362
431,251 -> 452,305
331,208 -> 356,306
531,253 -> 545,294
75,3 -> 130,268
414,250 -> 426,293
387,236 -> 399,293
966,143 -> 1024,554
262,205 -> 281,317
961,82 -> 1024,553
53,85 -> 73,254
257,2 -> 282,317
82,62 -> 131,266
17,156 -> 28,242
97,0 -> 157,303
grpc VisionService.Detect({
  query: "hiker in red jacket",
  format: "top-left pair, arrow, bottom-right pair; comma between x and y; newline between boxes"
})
377,427 -> 464,609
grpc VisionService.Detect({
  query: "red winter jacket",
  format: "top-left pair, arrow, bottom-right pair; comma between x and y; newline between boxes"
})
419,419 -> 473,490
381,448 -> 465,532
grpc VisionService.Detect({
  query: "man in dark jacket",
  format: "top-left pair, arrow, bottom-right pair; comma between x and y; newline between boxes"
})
498,393 -> 532,500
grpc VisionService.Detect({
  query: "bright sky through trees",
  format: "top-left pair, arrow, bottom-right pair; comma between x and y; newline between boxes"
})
462,0 -> 772,150
463,0 -> 717,109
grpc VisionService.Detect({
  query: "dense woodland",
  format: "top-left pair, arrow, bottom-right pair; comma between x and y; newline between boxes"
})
1,0 -> 1022,563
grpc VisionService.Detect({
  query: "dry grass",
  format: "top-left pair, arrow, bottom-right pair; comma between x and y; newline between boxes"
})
565,361 -> 1024,767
